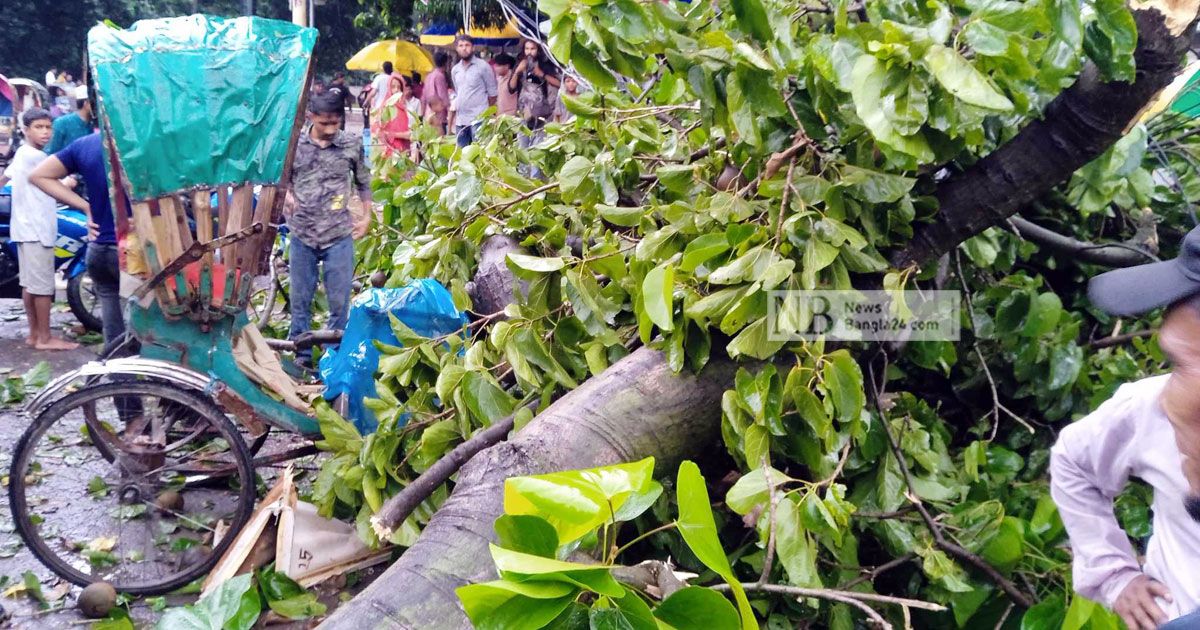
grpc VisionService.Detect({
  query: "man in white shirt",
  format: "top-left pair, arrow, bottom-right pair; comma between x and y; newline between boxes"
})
449,34 -> 497,147
0,108 -> 77,350
1053,225 -> 1200,629
370,61 -> 393,111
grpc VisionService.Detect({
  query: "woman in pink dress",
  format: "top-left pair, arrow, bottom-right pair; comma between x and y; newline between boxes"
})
374,73 -> 412,158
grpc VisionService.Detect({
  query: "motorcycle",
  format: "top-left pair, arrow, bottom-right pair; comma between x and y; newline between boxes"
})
0,184 -> 102,332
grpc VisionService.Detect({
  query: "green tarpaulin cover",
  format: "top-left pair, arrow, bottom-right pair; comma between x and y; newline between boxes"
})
88,15 -> 316,201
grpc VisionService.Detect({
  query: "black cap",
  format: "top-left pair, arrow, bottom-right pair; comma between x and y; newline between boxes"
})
1088,223 -> 1200,316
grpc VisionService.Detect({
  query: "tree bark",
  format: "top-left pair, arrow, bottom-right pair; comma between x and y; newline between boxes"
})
465,235 -> 528,317
891,9 -> 1190,269
318,347 -> 739,629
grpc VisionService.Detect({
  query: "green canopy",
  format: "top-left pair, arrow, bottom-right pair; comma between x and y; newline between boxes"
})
88,15 -> 317,201
1171,68 -> 1200,118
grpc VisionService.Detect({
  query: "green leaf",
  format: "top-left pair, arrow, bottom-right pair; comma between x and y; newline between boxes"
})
489,545 -> 624,597
726,317 -> 787,360
461,370 -> 519,424
495,514 -> 560,558
964,21 -> 1012,56
1022,292 -> 1063,337
571,41 -> 617,90
924,45 -> 1013,111
597,204 -> 645,227
156,573 -> 261,630
612,480 -> 663,522
22,361 -> 51,389
840,165 -> 915,204
731,0 -> 773,42
559,156 -> 595,199
258,570 -> 327,620
822,351 -> 864,424
676,461 -> 758,630
724,463 -> 792,513
508,254 -> 567,273
93,609 -> 135,630
313,403 -> 362,453
1048,344 -> 1083,390
654,587 -> 741,630
88,475 -> 110,499
1084,0 -> 1137,82
980,517 -> 1024,573
642,263 -> 676,332
504,458 -> 655,544
657,165 -> 698,194
1062,595 -> 1095,630
457,580 -> 578,630
850,55 -> 934,162
775,496 -> 821,587
1021,597 -> 1066,630
726,70 -> 761,147
681,233 -> 731,273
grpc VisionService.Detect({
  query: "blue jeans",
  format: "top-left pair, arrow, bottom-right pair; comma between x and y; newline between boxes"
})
287,236 -> 354,357
1161,610 -> 1200,629
456,122 -> 482,147
85,244 -> 124,350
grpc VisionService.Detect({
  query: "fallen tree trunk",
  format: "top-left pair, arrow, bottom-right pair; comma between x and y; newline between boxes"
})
891,7 -> 1194,268
319,347 -> 739,629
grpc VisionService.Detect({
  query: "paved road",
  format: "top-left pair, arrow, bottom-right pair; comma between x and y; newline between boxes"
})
0,299 -> 384,628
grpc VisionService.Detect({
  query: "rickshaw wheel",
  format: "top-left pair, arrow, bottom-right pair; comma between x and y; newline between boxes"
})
9,381 -> 257,595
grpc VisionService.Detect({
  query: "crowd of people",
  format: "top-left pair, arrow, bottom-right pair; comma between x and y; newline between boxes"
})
355,35 -> 583,159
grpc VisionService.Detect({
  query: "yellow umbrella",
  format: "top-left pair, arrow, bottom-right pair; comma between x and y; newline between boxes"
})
345,40 -> 433,75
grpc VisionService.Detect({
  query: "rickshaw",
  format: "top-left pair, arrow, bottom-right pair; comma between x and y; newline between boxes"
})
6,15 -> 335,595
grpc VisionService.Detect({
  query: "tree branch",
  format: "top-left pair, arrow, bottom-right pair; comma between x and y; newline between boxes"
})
1007,215 -> 1159,267
712,581 -> 946,612
891,8 -> 1193,268
867,354 -> 1037,609
1089,329 -> 1155,348
370,401 -> 538,539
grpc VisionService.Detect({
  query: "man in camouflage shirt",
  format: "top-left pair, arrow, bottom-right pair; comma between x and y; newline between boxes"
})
284,92 -> 372,366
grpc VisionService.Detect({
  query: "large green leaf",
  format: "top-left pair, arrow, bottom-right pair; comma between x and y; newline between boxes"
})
730,0 -> 772,42
504,458 -> 655,544
489,545 -> 625,597
495,514 -> 560,558
676,461 -> 758,629
822,351 -> 864,424
775,496 -> 821,587
457,579 -> 578,630
654,587 -> 741,630
643,262 -> 676,331
155,573 -> 261,630
258,570 -> 326,620
850,55 -> 934,163
924,45 -> 1013,111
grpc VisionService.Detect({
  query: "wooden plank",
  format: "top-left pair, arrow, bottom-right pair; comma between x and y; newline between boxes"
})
216,185 -> 230,262
170,195 -> 194,250
248,185 -> 277,278
130,201 -> 176,308
225,185 -> 254,307
150,198 -> 189,306
192,190 -> 215,313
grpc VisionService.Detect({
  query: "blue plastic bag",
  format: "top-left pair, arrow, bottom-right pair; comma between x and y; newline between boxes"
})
319,279 -> 467,434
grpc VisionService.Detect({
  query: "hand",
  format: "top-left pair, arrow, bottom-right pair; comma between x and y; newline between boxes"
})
283,191 -> 297,216
352,220 -> 369,240
86,220 -> 99,241
1114,575 -> 1172,630
62,176 -> 77,190
516,59 -> 527,73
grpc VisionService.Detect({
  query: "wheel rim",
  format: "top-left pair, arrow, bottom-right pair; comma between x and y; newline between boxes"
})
9,382 -> 256,594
